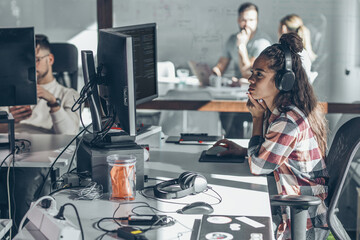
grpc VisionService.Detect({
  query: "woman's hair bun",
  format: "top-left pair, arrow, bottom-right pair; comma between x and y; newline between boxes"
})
279,32 -> 303,53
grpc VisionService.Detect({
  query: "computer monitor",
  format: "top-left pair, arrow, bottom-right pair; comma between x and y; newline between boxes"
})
81,51 -> 102,134
108,23 -> 158,105
0,27 -> 37,107
97,30 -> 137,138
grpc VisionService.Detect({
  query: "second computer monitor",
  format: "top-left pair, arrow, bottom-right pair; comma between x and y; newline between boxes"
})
109,23 -> 158,105
97,30 -> 137,137
0,27 -> 37,107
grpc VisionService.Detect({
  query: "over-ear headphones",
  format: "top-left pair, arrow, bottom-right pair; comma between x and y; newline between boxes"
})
153,171 -> 208,199
275,44 -> 295,92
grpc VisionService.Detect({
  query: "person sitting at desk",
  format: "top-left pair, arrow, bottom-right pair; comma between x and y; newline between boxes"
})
212,2 -> 271,139
0,34 -> 80,134
214,33 -> 329,239
212,2 -> 271,86
279,14 -> 318,84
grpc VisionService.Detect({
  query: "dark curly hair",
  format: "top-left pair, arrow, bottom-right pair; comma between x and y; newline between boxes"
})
259,32 -> 328,157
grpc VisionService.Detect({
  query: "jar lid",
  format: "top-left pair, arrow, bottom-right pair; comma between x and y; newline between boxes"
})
106,154 -> 136,165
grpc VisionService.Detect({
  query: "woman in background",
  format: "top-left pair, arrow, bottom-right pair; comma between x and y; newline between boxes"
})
279,14 -> 318,84
279,14 -> 317,62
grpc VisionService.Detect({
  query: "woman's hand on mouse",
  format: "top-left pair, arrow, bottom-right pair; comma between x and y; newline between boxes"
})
213,139 -> 247,157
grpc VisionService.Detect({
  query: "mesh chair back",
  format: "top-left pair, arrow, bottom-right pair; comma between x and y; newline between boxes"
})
326,117 -> 360,239
50,43 -> 78,90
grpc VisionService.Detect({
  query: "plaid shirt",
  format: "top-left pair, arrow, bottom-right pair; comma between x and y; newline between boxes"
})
248,105 -> 328,240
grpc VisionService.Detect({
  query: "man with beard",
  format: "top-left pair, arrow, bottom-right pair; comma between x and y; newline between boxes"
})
212,3 -> 271,138
212,2 -> 271,82
0,34 -> 80,134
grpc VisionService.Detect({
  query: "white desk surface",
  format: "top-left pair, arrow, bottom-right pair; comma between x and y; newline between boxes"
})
158,78 -> 248,100
22,139 -> 272,240
0,133 -> 75,168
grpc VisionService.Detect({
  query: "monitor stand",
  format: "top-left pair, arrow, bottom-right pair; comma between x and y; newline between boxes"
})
82,131 -> 137,149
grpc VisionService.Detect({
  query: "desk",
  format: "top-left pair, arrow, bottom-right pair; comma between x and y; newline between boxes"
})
158,79 -> 248,101
0,133 -> 75,232
139,99 -> 360,114
16,138 -> 273,240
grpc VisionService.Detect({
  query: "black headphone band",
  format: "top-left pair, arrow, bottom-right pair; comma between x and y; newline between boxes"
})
153,178 -> 195,199
153,172 -> 208,199
278,43 -> 292,71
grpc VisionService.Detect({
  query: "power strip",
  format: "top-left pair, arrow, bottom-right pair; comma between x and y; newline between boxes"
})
26,203 -> 81,240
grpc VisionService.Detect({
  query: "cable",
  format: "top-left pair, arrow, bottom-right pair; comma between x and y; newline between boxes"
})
138,188 -> 189,205
95,201 -> 159,237
0,152 -> 13,169
71,182 -> 103,200
66,136 -> 83,173
49,185 -> 81,196
202,186 -> 222,205
54,203 -> 84,240
141,215 -> 176,232
11,154 -> 17,231
96,217 -> 126,233
131,205 -> 177,215
14,139 -> 31,153
6,155 -> 13,240
18,196 -> 56,231
36,126 -> 89,199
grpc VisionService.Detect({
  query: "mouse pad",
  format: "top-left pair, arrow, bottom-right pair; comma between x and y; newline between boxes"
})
198,150 -> 246,163
194,215 -> 272,240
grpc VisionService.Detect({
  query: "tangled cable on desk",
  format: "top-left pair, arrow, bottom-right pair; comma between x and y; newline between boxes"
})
72,182 -> 103,200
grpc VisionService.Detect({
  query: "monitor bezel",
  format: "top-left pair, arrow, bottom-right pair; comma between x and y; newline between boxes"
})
98,30 -> 137,138
106,23 -> 158,105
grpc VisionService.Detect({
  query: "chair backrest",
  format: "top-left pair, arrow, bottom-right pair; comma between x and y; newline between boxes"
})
50,43 -> 78,90
159,89 -> 222,136
326,117 -> 360,239
157,61 -> 176,78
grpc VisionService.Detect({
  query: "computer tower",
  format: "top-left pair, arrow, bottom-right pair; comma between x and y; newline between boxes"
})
76,141 -> 144,193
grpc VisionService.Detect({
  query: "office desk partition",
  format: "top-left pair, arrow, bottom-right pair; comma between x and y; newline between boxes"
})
16,139 -> 273,240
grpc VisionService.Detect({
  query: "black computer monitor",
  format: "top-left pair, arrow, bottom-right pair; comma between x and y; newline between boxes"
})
81,51 -> 102,134
0,27 -> 37,107
109,23 -> 158,105
97,30 -> 137,138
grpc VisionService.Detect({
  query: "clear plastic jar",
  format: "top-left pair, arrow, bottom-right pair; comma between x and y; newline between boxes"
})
106,154 -> 136,200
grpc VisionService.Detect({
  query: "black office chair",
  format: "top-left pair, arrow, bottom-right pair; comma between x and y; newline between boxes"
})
50,43 -> 78,90
270,117 -> 360,240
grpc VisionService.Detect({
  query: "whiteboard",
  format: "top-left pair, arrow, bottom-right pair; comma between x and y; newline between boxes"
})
113,0 -> 333,72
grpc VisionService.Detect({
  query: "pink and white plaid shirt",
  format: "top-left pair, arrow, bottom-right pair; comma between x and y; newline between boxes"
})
248,105 -> 328,239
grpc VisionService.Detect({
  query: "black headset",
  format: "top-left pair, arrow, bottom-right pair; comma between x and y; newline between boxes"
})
275,44 -> 295,92
153,171 -> 208,199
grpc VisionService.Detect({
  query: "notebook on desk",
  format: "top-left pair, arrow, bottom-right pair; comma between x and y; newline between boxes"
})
166,134 -> 221,145
188,61 -> 212,86
191,215 -> 272,240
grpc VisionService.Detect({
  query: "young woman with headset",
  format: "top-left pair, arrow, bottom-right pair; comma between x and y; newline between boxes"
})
214,33 -> 329,240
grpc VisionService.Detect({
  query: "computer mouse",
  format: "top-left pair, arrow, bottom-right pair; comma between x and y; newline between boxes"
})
178,201 -> 214,215
206,145 -> 227,156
